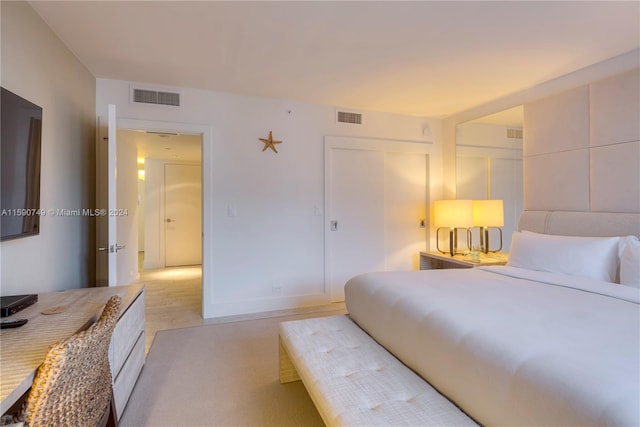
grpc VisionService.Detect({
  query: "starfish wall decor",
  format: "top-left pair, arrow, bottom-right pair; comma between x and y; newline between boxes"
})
259,131 -> 282,153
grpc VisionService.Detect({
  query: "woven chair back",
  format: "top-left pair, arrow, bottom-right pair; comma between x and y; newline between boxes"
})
22,295 -> 122,427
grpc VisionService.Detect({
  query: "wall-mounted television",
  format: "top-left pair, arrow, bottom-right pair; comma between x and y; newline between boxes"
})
1,87 -> 42,241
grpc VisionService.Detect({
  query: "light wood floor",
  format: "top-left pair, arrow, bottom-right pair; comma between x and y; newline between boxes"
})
135,254 -> 346,354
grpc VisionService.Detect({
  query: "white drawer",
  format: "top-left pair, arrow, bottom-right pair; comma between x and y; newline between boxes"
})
113,330 -> 145,419
110,290 -> 145,375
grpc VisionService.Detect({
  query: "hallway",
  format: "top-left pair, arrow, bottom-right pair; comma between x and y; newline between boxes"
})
135,254 -> 203,353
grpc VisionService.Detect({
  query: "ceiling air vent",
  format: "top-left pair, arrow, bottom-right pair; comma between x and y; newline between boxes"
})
336,110 -> 363,125
506,128 -> 523,139
132,88 -> 181,107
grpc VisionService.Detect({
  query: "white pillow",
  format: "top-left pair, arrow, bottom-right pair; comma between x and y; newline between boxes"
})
507,231 -> 620,282
619,236 -> 640,288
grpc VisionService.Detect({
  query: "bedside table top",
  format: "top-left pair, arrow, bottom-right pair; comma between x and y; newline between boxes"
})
420,251 -> 508,267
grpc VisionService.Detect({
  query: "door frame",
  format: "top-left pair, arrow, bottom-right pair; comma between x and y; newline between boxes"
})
324,136 -> 431,300
118,118 -> 211,319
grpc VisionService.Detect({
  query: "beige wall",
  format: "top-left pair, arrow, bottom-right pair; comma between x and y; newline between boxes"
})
1,2 -> 97,294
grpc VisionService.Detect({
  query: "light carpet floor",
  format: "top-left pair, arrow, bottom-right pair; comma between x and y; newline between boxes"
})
120,309 -> 346,427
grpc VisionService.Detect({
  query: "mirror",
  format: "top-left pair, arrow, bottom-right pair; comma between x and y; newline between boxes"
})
456,106 -> 523,253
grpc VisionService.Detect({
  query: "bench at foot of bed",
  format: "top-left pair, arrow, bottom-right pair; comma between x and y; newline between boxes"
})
279,314 -> 478,427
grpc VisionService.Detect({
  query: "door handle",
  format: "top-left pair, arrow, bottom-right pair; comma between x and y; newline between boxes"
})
165,218 -> 176,223
330,220 -> 338,231
98,244 -> 125,253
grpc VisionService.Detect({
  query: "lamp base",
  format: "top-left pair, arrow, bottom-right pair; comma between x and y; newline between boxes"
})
479,227 -> 503,253
436,227 -> 472,256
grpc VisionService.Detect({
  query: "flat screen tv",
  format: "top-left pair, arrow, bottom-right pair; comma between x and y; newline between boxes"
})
1,87 -> 42,241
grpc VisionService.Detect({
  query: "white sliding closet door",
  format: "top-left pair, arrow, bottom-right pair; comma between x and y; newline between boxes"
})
325,138 -> 429,302
327,148 -> 385,302
384,152 -> 428,270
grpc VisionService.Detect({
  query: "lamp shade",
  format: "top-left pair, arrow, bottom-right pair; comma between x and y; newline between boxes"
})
433,200 -> 473,228
473,200 -> 504,227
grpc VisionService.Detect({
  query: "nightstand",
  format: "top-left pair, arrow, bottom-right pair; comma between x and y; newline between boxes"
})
419,251 -> 508,270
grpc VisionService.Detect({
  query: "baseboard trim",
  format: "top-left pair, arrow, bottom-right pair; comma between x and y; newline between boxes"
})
203,293 -> 333,319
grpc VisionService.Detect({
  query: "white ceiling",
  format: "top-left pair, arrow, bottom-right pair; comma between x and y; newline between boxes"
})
468,105 -> 523,127
30,1 -> 639,118
118,130 -> 202,164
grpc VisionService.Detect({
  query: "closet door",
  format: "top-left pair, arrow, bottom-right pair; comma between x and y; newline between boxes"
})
384,151 -> 428,271
327,148 -> 385,302
325,138 -> 429,302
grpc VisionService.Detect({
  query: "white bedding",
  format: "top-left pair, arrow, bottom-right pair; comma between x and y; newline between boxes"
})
345,266 -> 640,426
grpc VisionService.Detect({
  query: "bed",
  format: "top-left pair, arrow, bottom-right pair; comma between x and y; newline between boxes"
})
344,211 -> 640,426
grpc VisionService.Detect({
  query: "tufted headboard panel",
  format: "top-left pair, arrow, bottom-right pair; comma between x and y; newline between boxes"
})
518,211 -> 640,238
523,69 -> 640,214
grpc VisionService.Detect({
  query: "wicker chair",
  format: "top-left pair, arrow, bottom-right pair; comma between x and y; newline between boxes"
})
19,295 -> 122,427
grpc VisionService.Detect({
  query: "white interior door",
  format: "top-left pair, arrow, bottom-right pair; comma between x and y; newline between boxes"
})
96,104 -> 122,286
164,163 -> 202,266
327,148 -> 385,301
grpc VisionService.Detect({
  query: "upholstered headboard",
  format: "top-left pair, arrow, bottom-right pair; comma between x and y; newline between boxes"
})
522,70 -> 640,214
518,211 -> 640,238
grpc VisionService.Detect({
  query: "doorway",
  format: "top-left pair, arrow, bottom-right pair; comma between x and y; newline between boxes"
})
126,131 -> 203,270
96,114 -> 210,317
118,122 -> 206,321
118,129 -> 202,270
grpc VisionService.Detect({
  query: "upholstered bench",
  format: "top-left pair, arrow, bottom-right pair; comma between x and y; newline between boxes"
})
279,315 -> 478,426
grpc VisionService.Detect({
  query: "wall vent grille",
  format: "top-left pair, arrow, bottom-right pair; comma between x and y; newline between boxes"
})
506,128 -> 523,139
336,110 -> 363,125
132,88 -> 181,107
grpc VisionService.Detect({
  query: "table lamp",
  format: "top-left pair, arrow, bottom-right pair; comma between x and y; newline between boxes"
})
473,199 -> 504,253
434,200 -> 473,256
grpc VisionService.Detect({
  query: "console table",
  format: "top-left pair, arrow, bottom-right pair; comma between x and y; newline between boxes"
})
0,284 -> 145,419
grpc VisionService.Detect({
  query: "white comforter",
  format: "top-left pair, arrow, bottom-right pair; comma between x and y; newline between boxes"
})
345,266 -> 640,426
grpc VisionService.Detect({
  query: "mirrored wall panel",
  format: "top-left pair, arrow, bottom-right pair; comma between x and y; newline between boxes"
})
456,106 -> 523,252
